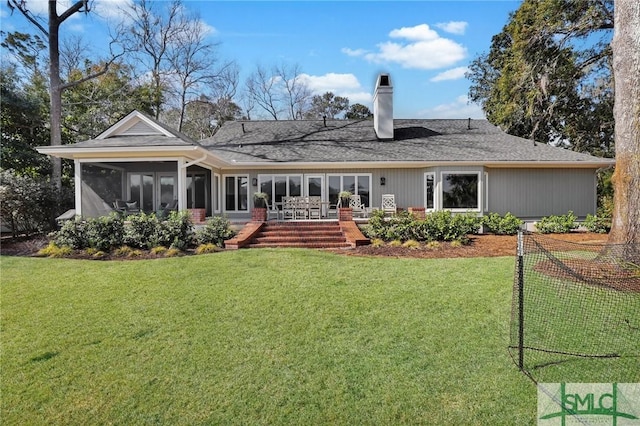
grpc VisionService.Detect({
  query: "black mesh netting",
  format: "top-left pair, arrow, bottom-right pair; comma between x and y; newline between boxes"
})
509,232 -> 640,375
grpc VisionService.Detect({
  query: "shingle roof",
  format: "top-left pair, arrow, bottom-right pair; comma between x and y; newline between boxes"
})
199,118 -> 609,164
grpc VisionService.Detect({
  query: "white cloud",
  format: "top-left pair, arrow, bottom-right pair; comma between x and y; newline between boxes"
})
341,47 -> 368,57
344,24 -> 466,70
297,73 -> 372,105
389,24 -> 439,41
435,21 -> 468,35
430,66 -> 469,82
92,0 -> 134,22
418,95 -> 485,119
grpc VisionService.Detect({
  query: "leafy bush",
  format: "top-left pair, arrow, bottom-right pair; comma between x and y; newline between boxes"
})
365,209 -> 480,242
85,214 -> 125,251
583,214 -> 611,234
195,216 -> 236,247
156,211 -> 193,250
0,169 -> 70,237
123,213 -> 161,249
54,218 -> 88,249
535,211 -> 578,234
419,211 -> 481,242
482,212 -> 523,235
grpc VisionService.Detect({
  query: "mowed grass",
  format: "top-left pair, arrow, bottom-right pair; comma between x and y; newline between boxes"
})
1,250 -> 636,425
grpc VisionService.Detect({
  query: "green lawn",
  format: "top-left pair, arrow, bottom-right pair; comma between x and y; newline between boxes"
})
1,250 -> 637,425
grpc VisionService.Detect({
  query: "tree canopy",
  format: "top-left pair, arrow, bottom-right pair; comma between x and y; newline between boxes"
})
467,0 -> 614,157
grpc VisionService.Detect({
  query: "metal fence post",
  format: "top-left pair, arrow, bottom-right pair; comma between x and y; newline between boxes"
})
517,230 -> 525,370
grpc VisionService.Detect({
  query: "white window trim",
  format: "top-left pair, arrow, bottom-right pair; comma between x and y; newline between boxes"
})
424,172 -> 436,212
440,171 -> 483,212
223,174 -> 249,213
213,173 -> 221,214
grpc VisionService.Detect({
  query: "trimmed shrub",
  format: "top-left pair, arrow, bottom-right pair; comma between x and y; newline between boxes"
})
535,211 -> 578,234
55,218 -> 88,249
156,211 -> 193,250
419,211 -> 481,242
85,214 -> 125,251
583,214 -> 611,234
365,209 -> 481,242
482,212 -> 523,235
123,213 -> 161,249
195,216 -> 236,247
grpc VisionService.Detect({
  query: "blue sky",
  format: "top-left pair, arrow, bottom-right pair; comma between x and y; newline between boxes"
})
1,0 -> 522,119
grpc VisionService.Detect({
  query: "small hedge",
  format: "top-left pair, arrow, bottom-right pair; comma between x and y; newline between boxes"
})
583,214 -> 611,234
51,212 -> 236,254
535,211 -> 578,234
482,212 -> 523,235
364,210 -> 481,243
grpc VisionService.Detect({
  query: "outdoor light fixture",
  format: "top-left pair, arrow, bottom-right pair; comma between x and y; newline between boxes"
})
380,177 -> 386,186
252,178 -> 258,186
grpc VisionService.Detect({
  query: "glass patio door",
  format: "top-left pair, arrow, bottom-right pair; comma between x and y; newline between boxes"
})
305,175 -> 325,215
128,173 -> 154,212
158,174 -> 177,208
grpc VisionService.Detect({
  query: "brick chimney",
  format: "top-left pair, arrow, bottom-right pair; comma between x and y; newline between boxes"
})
373,74 -> 393,140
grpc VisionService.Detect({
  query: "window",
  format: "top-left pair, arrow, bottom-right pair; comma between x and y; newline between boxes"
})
327,174 -> 371,207
441,172 -> 480,210
224,175 -> 248,211
258,174 -> 302,205
425,173 -> 435,210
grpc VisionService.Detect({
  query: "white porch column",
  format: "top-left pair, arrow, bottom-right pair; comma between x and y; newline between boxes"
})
74,160 -> 82,217
177,158 -> 187,211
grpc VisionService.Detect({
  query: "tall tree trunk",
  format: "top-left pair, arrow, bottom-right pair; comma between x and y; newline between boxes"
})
48,1 -> 62,192
609,0 -> 640,251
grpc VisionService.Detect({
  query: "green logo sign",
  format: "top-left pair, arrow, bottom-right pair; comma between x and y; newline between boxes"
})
538,383 -> 640,425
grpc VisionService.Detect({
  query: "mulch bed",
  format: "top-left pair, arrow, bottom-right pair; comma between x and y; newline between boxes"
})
1,232 -> 611,260
345,232 -> 609,259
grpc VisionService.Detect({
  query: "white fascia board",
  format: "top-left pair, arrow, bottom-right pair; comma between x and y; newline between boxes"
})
220,159 -> 615,170
36,145 -> 230,169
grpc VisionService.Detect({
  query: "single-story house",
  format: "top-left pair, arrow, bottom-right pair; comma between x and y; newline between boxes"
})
37,74 -> 614,225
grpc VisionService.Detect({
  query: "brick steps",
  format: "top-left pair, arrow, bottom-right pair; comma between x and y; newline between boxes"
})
247,222 -> 351,249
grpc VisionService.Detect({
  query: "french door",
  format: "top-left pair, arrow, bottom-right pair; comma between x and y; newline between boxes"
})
128,172 -> 177,212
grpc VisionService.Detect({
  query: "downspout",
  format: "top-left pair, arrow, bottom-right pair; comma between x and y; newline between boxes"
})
74,160 -> 82,217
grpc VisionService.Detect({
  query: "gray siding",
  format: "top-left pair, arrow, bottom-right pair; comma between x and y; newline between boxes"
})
487,168 -> 596,218
219,166 -> 598,219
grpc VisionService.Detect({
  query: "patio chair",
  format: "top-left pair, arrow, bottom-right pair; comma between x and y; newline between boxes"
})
282,196 -> 295,220
308,196 -> 322,220
294,196 -> 309,220
158,199 -> 178,218
349,195 -> 369,218
266,198 -> 283,221
113,199 -> 127,213
381,194 -> 397,215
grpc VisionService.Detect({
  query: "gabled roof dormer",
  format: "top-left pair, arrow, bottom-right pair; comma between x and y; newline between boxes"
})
96,110 -> 177,139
